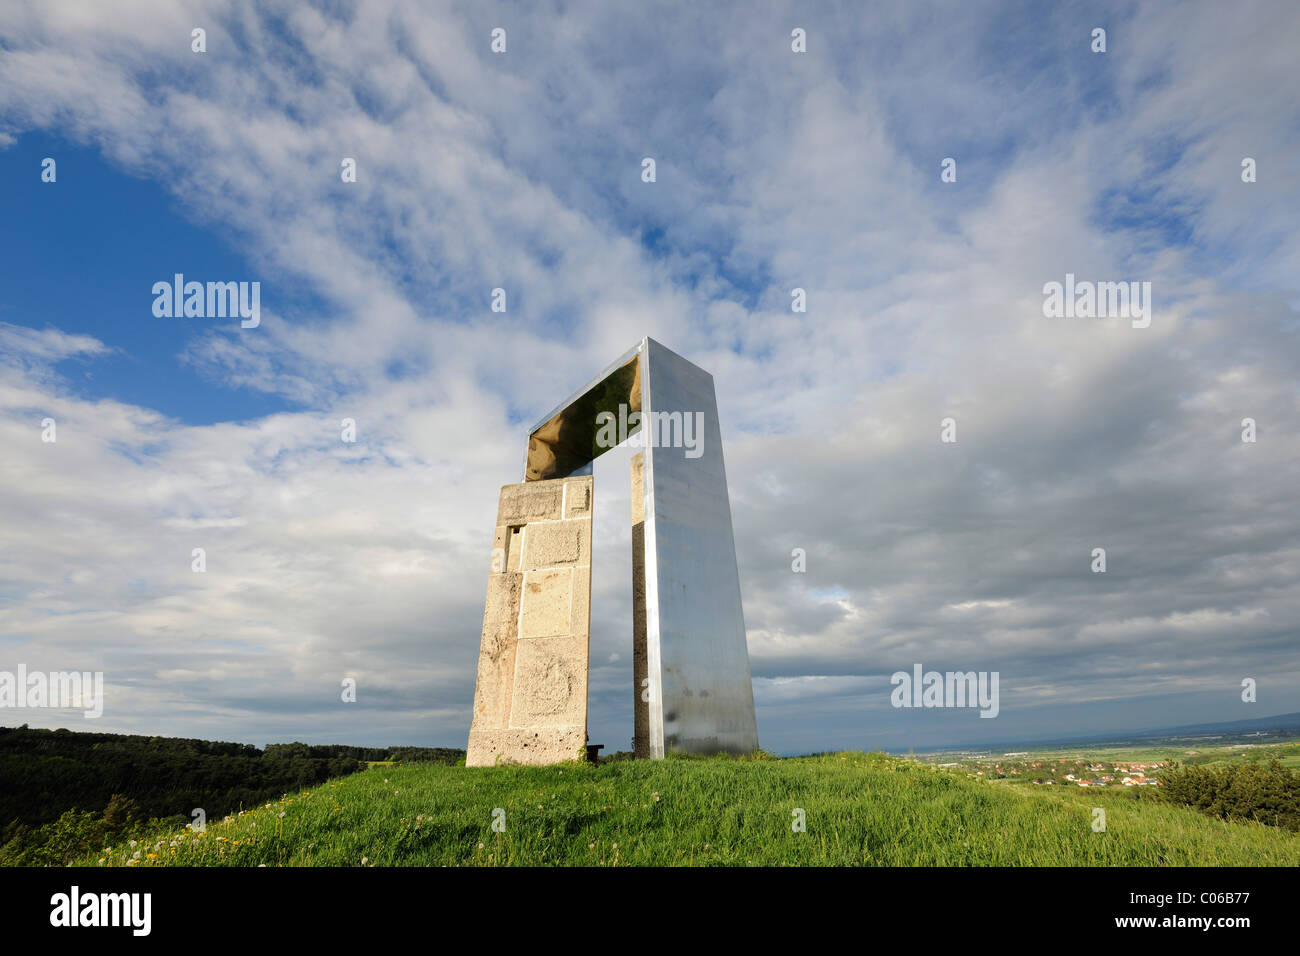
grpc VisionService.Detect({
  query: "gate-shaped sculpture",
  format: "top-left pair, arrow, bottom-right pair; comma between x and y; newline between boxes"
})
466,338 -> 759,765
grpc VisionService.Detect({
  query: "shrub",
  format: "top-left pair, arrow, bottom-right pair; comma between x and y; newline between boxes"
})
1159,760 -> 1300,831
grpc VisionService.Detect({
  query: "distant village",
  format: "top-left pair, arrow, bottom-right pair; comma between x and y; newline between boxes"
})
935,753 -> 1171,788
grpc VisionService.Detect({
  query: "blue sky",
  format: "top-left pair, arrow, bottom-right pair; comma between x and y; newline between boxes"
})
1,132 -> 295,424
1,0 -> 1298,754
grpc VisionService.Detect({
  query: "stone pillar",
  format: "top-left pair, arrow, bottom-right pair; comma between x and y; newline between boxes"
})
466,474 -> 593,766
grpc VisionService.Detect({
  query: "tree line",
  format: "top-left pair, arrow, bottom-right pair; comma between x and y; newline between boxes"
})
1158,759 -> 1300,831
0,725 -> 464,865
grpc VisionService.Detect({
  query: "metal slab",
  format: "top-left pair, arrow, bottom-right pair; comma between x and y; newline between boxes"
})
636,339 -> 759,756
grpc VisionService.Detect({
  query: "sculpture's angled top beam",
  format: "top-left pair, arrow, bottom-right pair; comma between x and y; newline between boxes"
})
525,338 -> 644,481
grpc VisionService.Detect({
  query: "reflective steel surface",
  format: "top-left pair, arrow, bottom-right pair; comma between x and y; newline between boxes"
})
637,339 -> 759,755
525,347 -> 641,482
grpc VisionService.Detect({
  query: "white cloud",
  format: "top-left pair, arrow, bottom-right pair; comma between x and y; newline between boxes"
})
1,0 -> 1298,750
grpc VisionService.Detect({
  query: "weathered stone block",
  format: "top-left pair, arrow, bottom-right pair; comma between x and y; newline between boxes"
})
471,573 -> 520,731
482,572 -> 520,628
523,523 -> 584,569
498,484 -> 562,524
518,567 -> 573,639
466,727 -> 585,766
565,480 -> 592,517
509,638 -> 586,726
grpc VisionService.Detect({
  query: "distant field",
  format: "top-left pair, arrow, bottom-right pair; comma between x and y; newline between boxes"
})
918,740 -> 1300,775
81,752 -> 1300,867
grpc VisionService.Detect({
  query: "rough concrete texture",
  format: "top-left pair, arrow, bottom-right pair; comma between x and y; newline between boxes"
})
518,567 -> 573,639
522,523 -> 585,569
503,525 -> 523,572
565,480 -> 592,517
498,483 -> 563,524
466,727 -> 586,766
470,572 -> 521,730
467,475 -> 592,766
509,638 -> 586,725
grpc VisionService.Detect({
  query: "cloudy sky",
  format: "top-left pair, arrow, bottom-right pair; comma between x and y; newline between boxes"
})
1,1 -> 1297,754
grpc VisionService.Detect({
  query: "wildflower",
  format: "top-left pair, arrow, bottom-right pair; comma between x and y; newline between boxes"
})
278,812 -> 285,818
652,791 -> 660,802
361,856 -> 369,865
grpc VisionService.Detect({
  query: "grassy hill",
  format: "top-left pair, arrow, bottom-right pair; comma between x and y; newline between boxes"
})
79,752 -> 1300,866
0,725 -> 463,836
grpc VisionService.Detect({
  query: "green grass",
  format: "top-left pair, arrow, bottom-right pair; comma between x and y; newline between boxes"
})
80,752 -> 1300,867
